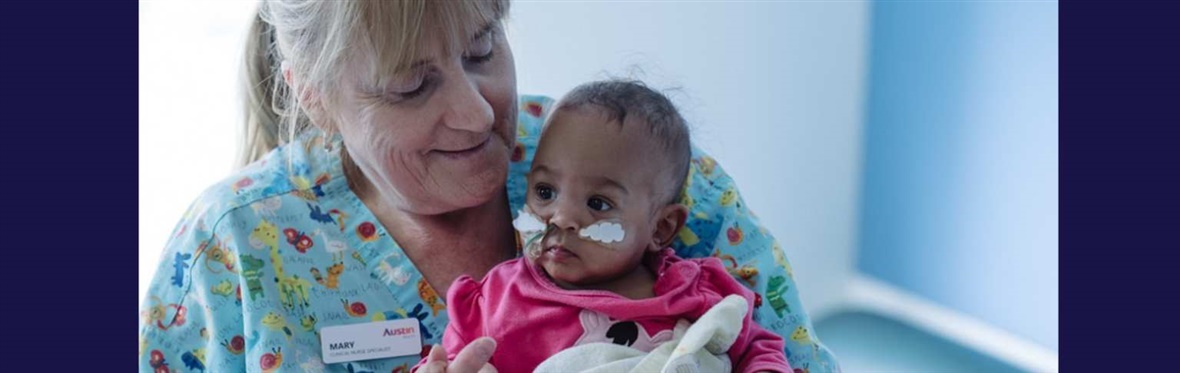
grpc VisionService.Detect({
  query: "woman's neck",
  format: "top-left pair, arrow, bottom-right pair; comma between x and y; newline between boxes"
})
345,156 -> 517,294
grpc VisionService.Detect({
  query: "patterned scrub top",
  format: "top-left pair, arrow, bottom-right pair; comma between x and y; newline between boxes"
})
138,95 -> 840,373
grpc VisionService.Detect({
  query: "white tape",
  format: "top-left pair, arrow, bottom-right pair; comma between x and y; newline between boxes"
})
579,221 -> 626,244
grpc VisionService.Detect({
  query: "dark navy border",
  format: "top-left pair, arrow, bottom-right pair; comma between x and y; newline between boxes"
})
0,0 -> 138,368
1061,0 -> 1179,370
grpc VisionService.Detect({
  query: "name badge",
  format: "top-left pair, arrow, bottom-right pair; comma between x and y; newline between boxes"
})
320,319 -> 422,364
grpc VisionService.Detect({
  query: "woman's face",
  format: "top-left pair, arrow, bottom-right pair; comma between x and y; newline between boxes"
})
332,21 -> 517,215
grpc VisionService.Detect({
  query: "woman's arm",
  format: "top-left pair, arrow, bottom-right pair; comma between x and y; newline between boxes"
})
674,149 -> 840,372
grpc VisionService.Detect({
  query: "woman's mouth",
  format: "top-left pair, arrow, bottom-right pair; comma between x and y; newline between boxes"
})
434,138 -> 490,159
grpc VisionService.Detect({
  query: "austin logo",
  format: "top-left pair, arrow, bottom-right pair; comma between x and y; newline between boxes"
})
383,327 -> 416,337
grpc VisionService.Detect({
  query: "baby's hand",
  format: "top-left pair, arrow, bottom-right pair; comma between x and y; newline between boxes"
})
417,337 -> 498,373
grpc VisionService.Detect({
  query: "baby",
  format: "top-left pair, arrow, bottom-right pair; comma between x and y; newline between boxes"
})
418,80 -> 790,373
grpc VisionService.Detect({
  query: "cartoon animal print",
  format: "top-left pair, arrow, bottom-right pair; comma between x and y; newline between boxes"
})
268,230 -> 311,311
196,237 -> 237,274
375,261 -> 410,286
250,196 -> 282,218
250,219 -> 280,250
720,187 -> 738,207
181,348 -> 206,372
260,347 -> 284,373
170,252 -> 191,287
351,251 -> 368,266
771,241 -> 794,279
284,228 -> 314,253
276,275 -> 312,312
142,296 -> 187,331
693,155 -> 718,176
148,350 -> 171,373
240,255 -> 266,301
292,175 -> 327,202
417,279 -> 446,316
726,221 -> 744,246
261,312 -> 293,340
572,309 -> 672,352
342,299 -> 368,318
344,362 -> 375,373
790,326 -> 812,345
712,249 -> 758,287
313,228 -> 349,262
675,213 -> 723,258
211,280 -> 235,297
221,335 -> 245,355
766,275 -> 791,318
307,203 -> 346,228
295,313 -> 313,337
311,262 -> 344,289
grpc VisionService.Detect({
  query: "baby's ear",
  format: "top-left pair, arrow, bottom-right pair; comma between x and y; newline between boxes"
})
652,204 -> 689,250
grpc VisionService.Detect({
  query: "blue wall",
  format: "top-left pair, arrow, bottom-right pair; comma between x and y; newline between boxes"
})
857,1 -> 1058,351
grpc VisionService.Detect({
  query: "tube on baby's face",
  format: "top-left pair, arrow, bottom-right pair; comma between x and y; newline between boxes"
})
512,208 -> 629,257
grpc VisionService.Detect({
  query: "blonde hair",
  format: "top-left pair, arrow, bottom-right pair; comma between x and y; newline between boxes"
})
239,0 -> 510,168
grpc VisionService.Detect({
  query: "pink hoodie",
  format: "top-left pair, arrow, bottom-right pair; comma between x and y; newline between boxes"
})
422,248 -> 791,373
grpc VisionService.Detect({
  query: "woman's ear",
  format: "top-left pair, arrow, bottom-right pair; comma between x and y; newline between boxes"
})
651,204 -> 689,251
281,61 -> 329,128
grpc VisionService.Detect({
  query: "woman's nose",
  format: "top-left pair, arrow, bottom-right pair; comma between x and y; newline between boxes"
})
441,75 -> 495,133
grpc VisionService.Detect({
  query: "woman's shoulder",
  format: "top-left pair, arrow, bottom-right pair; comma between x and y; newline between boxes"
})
179,135 -> 347,232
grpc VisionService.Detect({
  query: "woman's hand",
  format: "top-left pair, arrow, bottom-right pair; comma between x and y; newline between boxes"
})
418,337 -> 498,373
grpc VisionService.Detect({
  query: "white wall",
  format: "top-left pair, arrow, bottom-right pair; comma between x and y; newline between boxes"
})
140,1 -> 870,318
139,1 -> 256,301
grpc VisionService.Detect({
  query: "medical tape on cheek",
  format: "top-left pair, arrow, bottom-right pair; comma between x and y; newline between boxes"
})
513,209 -> 629,257
578,219 -> 626,249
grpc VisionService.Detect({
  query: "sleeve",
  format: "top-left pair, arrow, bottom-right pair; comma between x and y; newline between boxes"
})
139,197 -> 246,372
414,275 -> 486,371
674,148 -> 841,372
698,258 -> 792,373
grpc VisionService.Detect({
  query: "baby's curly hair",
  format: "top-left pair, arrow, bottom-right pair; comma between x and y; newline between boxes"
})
553,79 -> 691,205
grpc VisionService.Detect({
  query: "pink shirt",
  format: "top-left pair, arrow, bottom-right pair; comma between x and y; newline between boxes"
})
427,248 -> 791,373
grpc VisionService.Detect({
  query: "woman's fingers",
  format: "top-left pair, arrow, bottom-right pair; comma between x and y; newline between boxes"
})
419,360 -> 449,373
415,344 -> 449,373
477,363 -> 499,373
449,337 -> 497,373
426,343 -> 448,362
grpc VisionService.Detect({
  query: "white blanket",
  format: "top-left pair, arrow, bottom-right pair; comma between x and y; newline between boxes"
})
535,295 -> 748,373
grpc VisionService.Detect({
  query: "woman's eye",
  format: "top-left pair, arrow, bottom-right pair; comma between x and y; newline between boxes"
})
464,47 -> 494,64
535,185 -> 554,201
464,30 -> 495,64
383,75 -> 429,102
587,197 -> 612,212
395,84 -> 426,99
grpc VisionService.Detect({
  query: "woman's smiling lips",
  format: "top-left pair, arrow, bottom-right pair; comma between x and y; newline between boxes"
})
433,137 -> 491,160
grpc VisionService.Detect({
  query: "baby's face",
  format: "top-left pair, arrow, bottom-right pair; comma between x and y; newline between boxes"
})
527,107 -> 673,289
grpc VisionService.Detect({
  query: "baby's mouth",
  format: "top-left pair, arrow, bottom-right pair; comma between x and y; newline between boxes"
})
544,243 -> 578,259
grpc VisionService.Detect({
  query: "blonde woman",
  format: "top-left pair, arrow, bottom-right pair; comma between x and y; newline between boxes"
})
138,1 -> 838,372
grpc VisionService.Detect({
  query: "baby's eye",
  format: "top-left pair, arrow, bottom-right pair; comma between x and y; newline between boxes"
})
535,185 -> 555,201
587,197 -> 612,212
